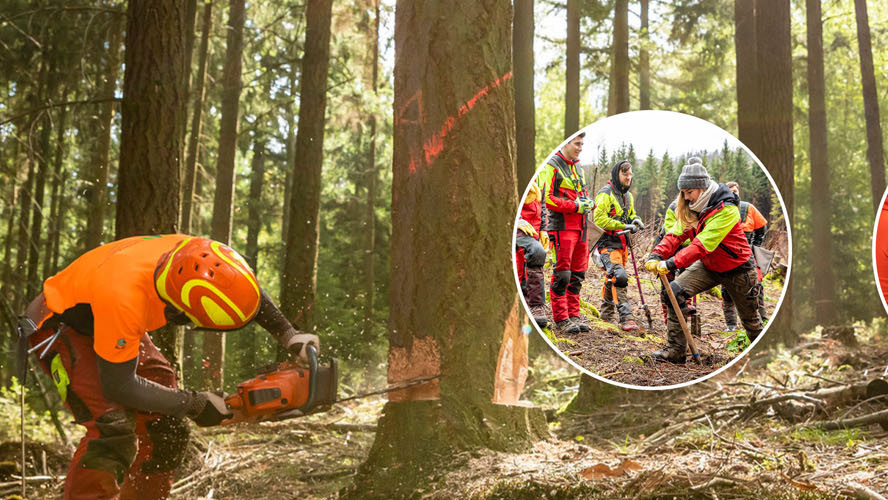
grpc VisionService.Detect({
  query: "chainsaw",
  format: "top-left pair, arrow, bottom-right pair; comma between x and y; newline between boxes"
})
222,345 -> 441,424
223,345 -> 338,424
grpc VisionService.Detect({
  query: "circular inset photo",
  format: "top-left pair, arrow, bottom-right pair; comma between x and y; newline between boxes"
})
513,110 -> 791,389
873,191 -> 888,312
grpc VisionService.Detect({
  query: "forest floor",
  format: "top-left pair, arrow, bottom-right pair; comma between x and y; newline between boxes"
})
539,270 -> 782,388
4,323 -> 888,499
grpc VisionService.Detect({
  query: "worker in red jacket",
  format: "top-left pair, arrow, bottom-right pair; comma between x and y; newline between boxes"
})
645,164 -> 763,363
516,178 -> 550,328
539,132 -> 593,334
19,235 -> 318,500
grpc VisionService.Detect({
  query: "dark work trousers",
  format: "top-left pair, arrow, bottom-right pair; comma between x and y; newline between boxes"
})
665,261 -> 763,351
25,295 -> 190,500
598,246 -> 634,322
516,234 -> 547,308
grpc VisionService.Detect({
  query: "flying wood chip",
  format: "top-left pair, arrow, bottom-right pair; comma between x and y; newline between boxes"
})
580,460 -> 643,480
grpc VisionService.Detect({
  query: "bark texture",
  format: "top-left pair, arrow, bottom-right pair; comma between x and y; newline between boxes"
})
351,2 -> 547,496
280,0 -> 333,333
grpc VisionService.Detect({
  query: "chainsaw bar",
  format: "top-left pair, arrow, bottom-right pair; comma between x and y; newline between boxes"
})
335,374 -> 442,403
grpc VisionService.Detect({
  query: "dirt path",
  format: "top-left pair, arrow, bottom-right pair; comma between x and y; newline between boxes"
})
539,265 -> 782,387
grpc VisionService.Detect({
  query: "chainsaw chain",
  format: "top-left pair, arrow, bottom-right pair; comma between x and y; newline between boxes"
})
336,375 -> 442,403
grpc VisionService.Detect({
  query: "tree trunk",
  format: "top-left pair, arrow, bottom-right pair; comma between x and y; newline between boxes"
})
27,54 -> 56,298
244,138 -> 266,371
350,2 -> 547,496
280,0 -> 333,335
514,0 -> 536,191
14,153 -> 34,312
565,0 -> 580,137
182,0 -> 213,234
806,0 -> 837,326
611,0 -> 630,115
734,0 -> 761,155
205,0 -> 246,391
43,94 -> 69,280
754,0 -> 793,346
51,171 -> 69,273
853,0 -> 886,214
639,0 -> 650,110
363,1 -> 380,339
116,0 -> 187,377
85,17 -> 124,250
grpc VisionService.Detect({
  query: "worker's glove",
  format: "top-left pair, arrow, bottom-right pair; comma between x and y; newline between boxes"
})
525,182 -> 541,205
632,218 -> 645,230
517,219 -> 538,237
655,258 -> 677,275
624,222 -> 639,234
576,198 -> 593,214
539,231 -> 550,249
283,331 -> 320,365
644,259 -> 661,273
186,391 -> 233,427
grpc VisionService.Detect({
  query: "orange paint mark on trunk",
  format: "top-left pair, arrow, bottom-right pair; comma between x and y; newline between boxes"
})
492,298 -> 530,405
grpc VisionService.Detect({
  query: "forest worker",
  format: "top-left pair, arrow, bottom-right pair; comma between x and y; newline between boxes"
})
19,234 -> 319,500
540,132 -> 593,334
645,163 -> 763,363
592,160 -> 644,331
516,176 -> 550,329
722,181 -> 769,328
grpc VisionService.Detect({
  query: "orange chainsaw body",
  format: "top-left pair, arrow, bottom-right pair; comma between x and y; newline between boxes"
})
223,354 -> 338,425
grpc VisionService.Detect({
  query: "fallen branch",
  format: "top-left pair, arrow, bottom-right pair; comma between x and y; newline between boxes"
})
844,481 -> 887,500
819,409 -> 888,430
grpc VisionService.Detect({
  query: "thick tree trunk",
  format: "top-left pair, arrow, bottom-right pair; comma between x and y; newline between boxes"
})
182,0 -> 213,234
565,0 -> 580,137
611,0 -> 629,115
639,0 -> 650,110
363,1 -> 380,339
853,0 -> 886,214
116,0 -> 187,377
280,0 -> 333,334
514,0 -> 536,191
28,55 -> 55,298
350,2 -> 546,496
754,0 -> 793,346
85,18 -> 123,250
734,0 -> 761,155
14,155 -> 34,312
806,0 -> 837,326
205,0 -> 246,390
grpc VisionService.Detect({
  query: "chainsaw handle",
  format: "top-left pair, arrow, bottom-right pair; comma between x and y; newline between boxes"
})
297,344 -> 318,413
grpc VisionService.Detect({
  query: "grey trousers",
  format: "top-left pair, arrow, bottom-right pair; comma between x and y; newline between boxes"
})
664,261 -> 763,350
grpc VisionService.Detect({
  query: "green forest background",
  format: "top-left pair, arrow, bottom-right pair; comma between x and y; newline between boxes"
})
0,0 -> 885,394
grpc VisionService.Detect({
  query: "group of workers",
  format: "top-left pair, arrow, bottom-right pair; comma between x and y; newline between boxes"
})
516,133 -> 769,363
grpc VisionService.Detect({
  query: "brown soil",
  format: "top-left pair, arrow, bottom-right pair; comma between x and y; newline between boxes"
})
6,328 -> 888,499
538,237 -> 782,387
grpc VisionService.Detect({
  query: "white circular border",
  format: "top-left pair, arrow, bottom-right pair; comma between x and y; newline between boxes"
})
871,188 -> 888,314
512,110 -> 794,391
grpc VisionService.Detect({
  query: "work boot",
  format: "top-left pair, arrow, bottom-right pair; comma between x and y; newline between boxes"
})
530,306 -> 548,329
724,322 -> 737,332
555,319 -> 581,335
569,316 -> 591,332
651,344 -> 686,364
747,329 -> 761,342
620,318 -> 639,331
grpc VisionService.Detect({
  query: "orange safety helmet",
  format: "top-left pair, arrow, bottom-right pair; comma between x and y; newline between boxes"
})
154,237 -> 261,329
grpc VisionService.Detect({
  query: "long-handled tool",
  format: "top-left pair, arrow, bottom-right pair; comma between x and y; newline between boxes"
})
658,273 -> 702,365
626,237 -> 654,329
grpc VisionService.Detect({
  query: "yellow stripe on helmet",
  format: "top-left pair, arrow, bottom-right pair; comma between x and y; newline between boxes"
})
200,296 -> 235,327
210,241 -> 260,316
180,278 -> 249,323
155,237 -> 194,308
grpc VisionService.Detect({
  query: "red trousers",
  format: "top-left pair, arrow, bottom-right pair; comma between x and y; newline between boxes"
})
549,230 -> 589,322
27,296 -> 188,500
